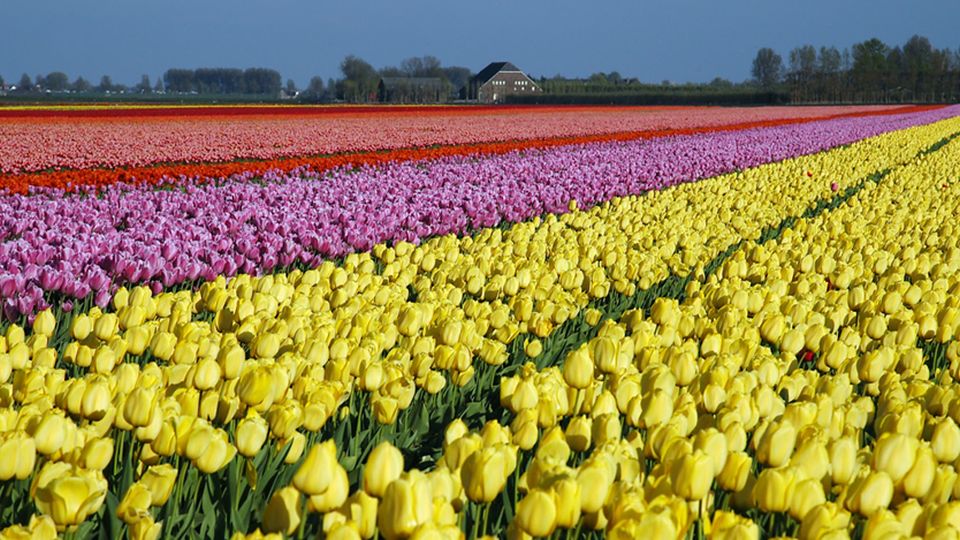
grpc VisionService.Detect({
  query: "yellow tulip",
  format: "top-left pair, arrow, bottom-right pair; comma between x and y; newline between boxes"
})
128,514 -> 162,540
261,486 -> 302,535
123,387 -> 158,428
236,413 -> 269,459
670,450 -> 714,500
789,478 -> 826,521
116,482 -> 153,524
799,502 -> 851,540
293,440 -> 338,496
461,445 -> 510,503
140,464 -> 178,506
32,413 -> 67,456
753,467 -> 795,513
850,471 -> 894,517
32,309 -> 56,337
562,346 -> 594,390
80,437 -> 113,471
932,418 -> 960,463
871,432 -> 919,484
576,463 -> 611,513
309,463 -> 350,513
0,430 -> 37,481
516,489 -> 557,537
93,313 -> 119,341
718,451 -> 752,492
34,473 -> 107,530
364,441 -> 405,498
756,419 -> 797,467
193,429 -> 237,474
71,315 -> 93,341
378,471 -> 434,540
902,444 -> 936,498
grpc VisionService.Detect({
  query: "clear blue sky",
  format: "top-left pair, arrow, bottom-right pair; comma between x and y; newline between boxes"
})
2,0 -> 958,86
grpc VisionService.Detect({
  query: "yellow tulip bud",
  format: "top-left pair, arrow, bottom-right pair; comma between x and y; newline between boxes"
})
670,450 -> 715,500
789,478 -> 826,521
32,413 -> 67,456
514,488 -> 556,537
524,338 -> 543,358
71,315 -> 93,341
852,470 -> 894,517
193,429 -> 237,474
262,486 -> 302,535
123,387 -> 158,428
718,451 -> 752,493
562,346 -> 594,389
193,357 -> 221,391
128,514 -> 162,540
378,471 -> 434,540
565,415 -> 592,452
293,440 -> 337,496
461,445 -> 511,503
756,419 -> 797,467
932,418 -> 960,463
93,313 -> 119,341
872,432 -> 919,484
799,502 -> 851,540
81,380 -> 111,421
238,368 -> 273,408
139,464 -> 177,507
576,463 -> 611,513
32,309 -> 56,337
309,464 -> 350,513
253,333 -> 280,359
753,467 -> 795,513
829,436 -> 858,485
364,441 -> 405,498
81,437 -> 114,471
902,444 -> 937,499
116,482 -> 153,524
231,410 -> 267,454
0,431 -> 36,481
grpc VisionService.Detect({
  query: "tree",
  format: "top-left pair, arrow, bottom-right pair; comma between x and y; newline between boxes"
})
285,79 -> 297,96
154,76 -> 165,93
303,76 -> 325,101
441,66 -> 471,92
400,56 -> 442,78
45,72 -> 69,91
97,75 -> 114,93
18,73 -> 32,91
339,55 -> 378,102
852,38 -> 890,101
137,74 -> 152,94
0,74 -> 4,88
71,76 -> 92,93
752,48 -> 783,89
163,69 -> 195,93
35,74 -> 46,90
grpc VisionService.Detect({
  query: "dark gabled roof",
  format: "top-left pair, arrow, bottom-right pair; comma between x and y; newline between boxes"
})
379,77 -> 446,90
471,62 -> 523,84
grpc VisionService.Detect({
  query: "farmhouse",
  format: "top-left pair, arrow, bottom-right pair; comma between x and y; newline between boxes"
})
378,77 -> 449,104
464,62 -> 541,104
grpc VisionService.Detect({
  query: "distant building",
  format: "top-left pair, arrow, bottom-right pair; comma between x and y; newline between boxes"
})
463,62 -> 541,104
378,77 -> 449,104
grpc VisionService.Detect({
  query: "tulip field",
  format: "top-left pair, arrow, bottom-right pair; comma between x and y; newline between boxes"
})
3,103 -> 960,539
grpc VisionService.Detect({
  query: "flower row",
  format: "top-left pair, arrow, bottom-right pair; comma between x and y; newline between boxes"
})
1,106 -> 956,322
0,105 -> 911,175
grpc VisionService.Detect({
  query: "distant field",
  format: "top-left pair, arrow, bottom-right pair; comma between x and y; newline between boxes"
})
0,104 -> 923,192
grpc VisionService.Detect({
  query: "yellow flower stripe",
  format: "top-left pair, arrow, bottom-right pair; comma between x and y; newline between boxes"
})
494,131 -> 960,537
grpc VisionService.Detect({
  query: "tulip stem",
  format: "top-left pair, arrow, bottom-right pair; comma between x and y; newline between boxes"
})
296,498 -> 308,539
480,502 -> 490,537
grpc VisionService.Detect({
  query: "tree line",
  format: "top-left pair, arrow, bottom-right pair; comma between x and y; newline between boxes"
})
751,34 -> 960,103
